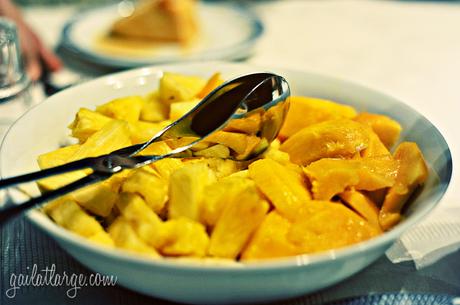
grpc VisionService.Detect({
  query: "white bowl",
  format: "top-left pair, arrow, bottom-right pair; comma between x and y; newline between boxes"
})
0,62 -> 452,304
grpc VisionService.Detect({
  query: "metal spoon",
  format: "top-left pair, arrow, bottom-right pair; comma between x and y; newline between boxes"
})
0,72 -> 290,224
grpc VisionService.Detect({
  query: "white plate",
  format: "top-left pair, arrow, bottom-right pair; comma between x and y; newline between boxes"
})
60,3 -> 263,68
0,62 -> 452,304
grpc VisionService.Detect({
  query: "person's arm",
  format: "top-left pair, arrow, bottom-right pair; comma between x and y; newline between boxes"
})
0,0 -> 61,81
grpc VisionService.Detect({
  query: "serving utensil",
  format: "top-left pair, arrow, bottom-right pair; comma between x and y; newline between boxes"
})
0,72 -> 290,223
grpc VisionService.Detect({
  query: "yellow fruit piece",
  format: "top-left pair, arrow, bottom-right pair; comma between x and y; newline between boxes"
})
242,211 -> 299,260
122,168 -> 168,214
288,201 -> 381,253
87,231 -> 114,247
108,217 -> 160,258
141,91 -> 168,122
303,157 -> 398,201
128,120 -> 171,144
209,190 -> 269,259
151,158 -> 184,180
196,72 -> 224,99
379,142 -> 428,230
200,177 -> 255,227
206,131 -> 261,160
200,158 -> 249,179
71,120 -> 132,161
47,199 -> 106,237
279,96 -> 357,139
68,108 -> 113,143
137,141 -> 172,156
223,112 -> 262,135
159,217 -> 209,257
169,99 -> 200,121
354,112 -> 402,149
159,72 -> 206,104
193,144 -> 230,159
280,119 -> 370,166
361,128 -> 391,158
71,182 -> 117,217
339,190 -> 381,229
169,162 -> 216,221
249,159 -> 311,219
96,96 -> 144,123
116,193 -> 165,249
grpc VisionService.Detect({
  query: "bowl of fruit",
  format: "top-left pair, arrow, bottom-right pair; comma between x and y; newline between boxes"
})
0,62 -> 452,304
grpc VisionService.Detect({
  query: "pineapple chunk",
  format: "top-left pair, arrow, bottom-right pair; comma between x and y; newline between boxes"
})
151,158 -> 184,180
193,144 -> 230,159
199,158 -> 247,179
280,119 -> 370,166
128,120 -> 171,144
71,120 -> 132,160
169,99 -> 200,121
37,145 -> 85,191
108,218 -> 160,258
48,199 -> 105,237
288,201 -> 380,253
379,142 -> 428,230
354,112 -> 402,149
279,96 -> 357,139
159,217 -> 209,257
339,190 -> 381,229
138,141 -> 172,156
168,163 -> 216,221
206,131 -> 261,160
200,177 -> 255,227
242,212 -> 299,260
116,193 -> 165,249
68,108 -> 113,143
196,72 -> 224,99
249,159 -> 311,219
87,231 -> 114,247
71,182 -> 117,217
159,72 -> 206,104
96,96 -> 144,123
141,91 -> 168,122
209,190 -> 269,259
122,168 -> 168,214
303,157 -> 398,201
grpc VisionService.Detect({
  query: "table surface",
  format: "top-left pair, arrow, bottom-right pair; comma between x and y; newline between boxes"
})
1,0 -> 460,304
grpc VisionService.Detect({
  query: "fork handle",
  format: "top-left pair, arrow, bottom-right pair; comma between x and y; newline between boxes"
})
0,172 -> 111,225
0,157 -> 100,190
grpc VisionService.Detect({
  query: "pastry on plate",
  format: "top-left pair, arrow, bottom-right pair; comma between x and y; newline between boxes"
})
110,0 -> 199,45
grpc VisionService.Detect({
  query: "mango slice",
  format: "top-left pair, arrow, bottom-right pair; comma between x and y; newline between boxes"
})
96,96 -> 144,123
68,108 -> 113,143
223,112 -> 262,135
242,211 -> 299,260
339,190 -> 381,229
354,112 -> 402,149
279,96 -> 357,139
361,128 -> 391,158
249,159 -> 311,219
280,119 -> 370,166
288,201 -> 380,253
168,162 -> 216,221
379,142 -> 428,230
209,190 -> 269,259
196,72 -> 224,99
304,157 -> 398,200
